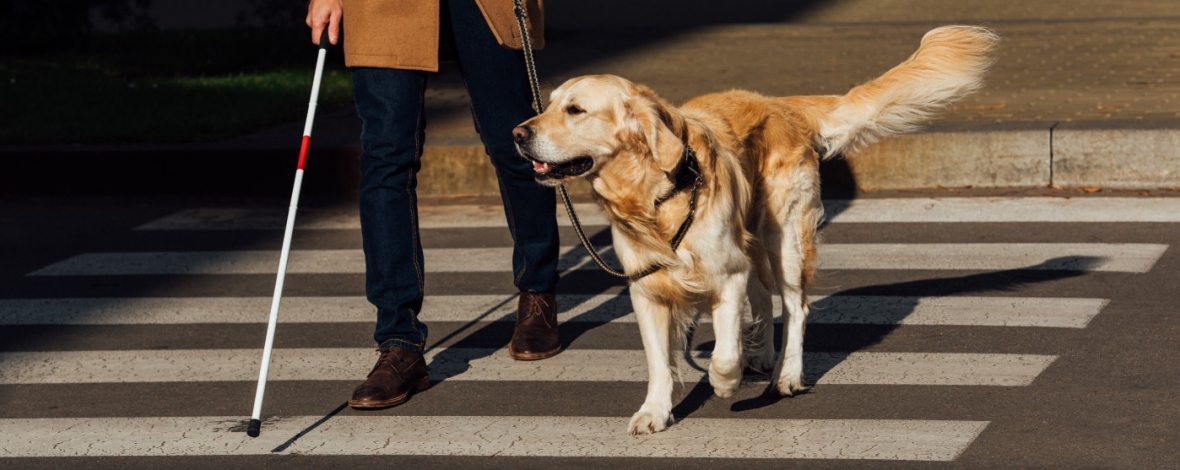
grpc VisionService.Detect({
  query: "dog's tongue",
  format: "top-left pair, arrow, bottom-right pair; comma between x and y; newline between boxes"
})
533,161 -> 550,173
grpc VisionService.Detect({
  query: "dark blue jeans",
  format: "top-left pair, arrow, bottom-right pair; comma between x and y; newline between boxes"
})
353,0 -> 559,353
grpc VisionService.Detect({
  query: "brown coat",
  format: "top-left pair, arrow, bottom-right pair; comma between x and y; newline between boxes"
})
343,0 -> 544,72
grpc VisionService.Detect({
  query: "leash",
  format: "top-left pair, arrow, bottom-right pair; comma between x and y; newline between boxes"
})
511,1 -> 701,282
513,0 -> 544,115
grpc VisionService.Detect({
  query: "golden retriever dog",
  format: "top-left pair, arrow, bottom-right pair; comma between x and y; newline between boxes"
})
513,26 -> 998,435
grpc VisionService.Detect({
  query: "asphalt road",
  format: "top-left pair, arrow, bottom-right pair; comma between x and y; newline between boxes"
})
1,192 -> 1178,468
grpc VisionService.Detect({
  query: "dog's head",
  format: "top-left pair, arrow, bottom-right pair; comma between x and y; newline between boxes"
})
513,75 -> 684,187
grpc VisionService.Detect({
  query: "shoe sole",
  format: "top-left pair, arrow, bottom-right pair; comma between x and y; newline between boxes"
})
347,375 -> 431,410
508,344 -> 562,361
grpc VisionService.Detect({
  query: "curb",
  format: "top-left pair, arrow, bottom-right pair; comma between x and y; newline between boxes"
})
847,122 -> 1053,190
4,122 -> 1178,199
840,121 -> 1180,190
1052,122 -> 1180,189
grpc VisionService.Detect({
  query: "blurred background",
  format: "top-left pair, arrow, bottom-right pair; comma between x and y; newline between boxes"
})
2,0 -> 1178,195
0,0 -> 352,145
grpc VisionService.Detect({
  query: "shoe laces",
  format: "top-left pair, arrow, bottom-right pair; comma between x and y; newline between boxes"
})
374,347 -> 411,373
521,293 -> 551,319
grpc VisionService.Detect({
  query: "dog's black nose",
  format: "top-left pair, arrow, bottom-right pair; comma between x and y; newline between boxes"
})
512,126 -> 533,144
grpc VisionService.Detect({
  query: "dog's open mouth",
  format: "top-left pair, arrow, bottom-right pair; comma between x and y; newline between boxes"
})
530,156 -> 594,181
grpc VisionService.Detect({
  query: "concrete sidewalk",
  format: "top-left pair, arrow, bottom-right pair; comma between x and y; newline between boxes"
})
7,0 -> 1180,197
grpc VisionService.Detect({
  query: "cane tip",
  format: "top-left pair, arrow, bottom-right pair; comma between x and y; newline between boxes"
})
246,419 -> 262,437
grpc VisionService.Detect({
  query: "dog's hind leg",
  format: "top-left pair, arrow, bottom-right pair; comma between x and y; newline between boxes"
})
744,248 -> 777,374
628,291 -> 677,435
774,284 -> 810,396
709,272 -> 749,399
772,198 -> 822,397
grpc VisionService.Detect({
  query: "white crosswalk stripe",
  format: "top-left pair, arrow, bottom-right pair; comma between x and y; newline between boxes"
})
0,349 -> 1057,386
134,197 -> 1180,230
26,243 -> 1168,275
0,416 -> 988,460
0,295 -> 1109,328
825,197 -> 1180,223
5,197 -> 1174,462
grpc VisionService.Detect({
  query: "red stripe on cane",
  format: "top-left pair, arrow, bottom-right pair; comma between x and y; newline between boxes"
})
297,135 -> 311,170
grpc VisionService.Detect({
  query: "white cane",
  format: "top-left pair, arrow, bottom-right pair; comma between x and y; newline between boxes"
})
247,28 -> 332,438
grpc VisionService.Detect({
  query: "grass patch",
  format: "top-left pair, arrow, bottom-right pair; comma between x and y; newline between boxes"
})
0,28 -> 354,145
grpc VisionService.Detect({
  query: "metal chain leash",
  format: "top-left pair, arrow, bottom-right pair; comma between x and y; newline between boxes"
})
511,0 -> 638,280
512,0 -> 544,115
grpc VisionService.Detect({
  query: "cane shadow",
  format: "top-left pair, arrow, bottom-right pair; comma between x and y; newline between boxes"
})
423,226 -> 632,382
703,255 -> 1108,414
266,401 -> 349,453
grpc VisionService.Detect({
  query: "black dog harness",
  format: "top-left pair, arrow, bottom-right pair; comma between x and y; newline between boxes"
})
610,144 -> 705,281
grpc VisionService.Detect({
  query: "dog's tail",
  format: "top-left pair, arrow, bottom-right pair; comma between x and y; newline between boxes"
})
815,25 -> 999,159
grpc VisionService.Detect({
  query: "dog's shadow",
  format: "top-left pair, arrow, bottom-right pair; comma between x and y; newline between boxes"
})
670,255 -> 1104,418
421,197 -> 1105,425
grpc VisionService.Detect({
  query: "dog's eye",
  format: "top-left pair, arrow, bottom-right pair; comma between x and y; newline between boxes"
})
565,105 -> 585,115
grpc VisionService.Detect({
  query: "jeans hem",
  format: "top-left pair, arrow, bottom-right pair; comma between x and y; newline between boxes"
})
379,339 -> 426,354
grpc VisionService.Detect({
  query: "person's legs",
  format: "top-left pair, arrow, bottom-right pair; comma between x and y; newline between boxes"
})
353,67 -> 430,353
444,0 -> 560,293
444,0 -> 562,360
348,67 -> 435,409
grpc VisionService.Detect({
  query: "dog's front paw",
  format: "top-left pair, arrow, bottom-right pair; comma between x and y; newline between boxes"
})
628,406 -> 673,435
774,367 -> 810,397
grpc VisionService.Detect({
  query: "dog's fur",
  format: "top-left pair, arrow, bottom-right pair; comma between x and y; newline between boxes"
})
514,26 -> 999,435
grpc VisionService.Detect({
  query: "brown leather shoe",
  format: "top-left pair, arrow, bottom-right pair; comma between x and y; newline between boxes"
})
509,291 -> 562,360
348,345 -> 430,409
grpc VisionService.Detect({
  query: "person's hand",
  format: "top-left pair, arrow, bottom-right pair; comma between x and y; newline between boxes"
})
306,0 -> 343,46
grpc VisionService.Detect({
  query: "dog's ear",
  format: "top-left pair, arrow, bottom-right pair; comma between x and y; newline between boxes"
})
624,84 -> 684,159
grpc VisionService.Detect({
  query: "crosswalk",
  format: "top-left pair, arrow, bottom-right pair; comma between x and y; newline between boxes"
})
24,244 -> 1169,275
0,349 -> 1057,386
1,197 -> 1175,462
0,295 -> 1109,327
0,416 -> 988,459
